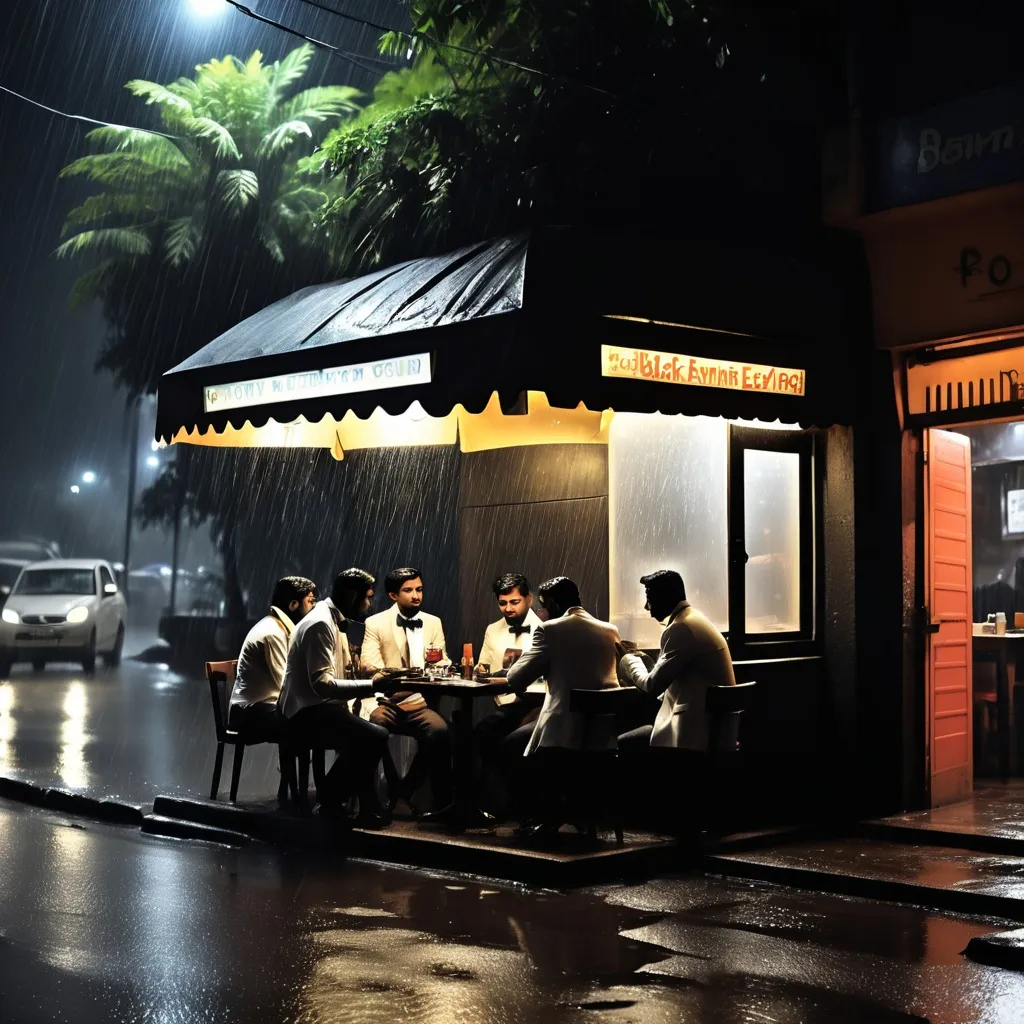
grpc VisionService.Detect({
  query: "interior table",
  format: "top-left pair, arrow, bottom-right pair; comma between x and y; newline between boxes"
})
972,633 -> 1024,777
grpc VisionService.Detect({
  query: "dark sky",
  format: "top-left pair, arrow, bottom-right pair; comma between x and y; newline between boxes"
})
0,0 -> 402,547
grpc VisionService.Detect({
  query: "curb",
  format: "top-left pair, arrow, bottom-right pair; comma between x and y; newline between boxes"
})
856,819 -> 1024,859
0,776 -> 144,826
142,813 -> 262,847
705,853 -> 1024,923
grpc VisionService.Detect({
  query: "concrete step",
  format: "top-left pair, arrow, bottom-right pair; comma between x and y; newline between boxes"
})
151,793 -> 678,886
707,835 -> 1024,922
142,814 -> 261,847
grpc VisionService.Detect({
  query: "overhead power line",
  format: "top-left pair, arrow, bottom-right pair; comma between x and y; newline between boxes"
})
221,1 -> 401,78
0,83 -> 180,139
233,0 -> 615,97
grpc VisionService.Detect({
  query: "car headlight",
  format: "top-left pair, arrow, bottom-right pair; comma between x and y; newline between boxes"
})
66,606 -> 90,624
1,607 -> 18,624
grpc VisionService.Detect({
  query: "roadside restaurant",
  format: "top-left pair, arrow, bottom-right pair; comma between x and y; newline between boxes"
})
155,226 -> 867,829
829,78 -> 1024,813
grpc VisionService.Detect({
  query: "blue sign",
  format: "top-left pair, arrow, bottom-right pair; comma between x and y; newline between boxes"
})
876,80 -> 1024,209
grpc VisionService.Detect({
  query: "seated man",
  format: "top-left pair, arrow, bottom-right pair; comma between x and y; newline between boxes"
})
473,572 -> 543,820
506,577 -> 620,827
617,569 -> 736,832
278,568 -> 393,826
229,575 -> 318,738
361,568 -> 454,823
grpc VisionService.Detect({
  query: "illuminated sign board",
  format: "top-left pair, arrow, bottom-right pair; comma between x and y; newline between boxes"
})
601,344 -> 805,397
203,352 -> 432,413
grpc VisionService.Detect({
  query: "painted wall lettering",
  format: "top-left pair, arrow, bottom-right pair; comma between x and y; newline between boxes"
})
601,345 -> 806,397
955,247 -> 1014,289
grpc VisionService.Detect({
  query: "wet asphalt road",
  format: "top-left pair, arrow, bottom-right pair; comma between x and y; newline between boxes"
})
0,628 -> 283,806
1,797 -> 1024,1023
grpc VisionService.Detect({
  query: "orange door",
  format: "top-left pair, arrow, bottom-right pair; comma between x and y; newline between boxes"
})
924,428 -> 973,807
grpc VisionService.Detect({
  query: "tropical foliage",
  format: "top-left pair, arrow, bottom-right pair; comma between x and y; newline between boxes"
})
57,45 -> 361,616
312,0 -> 842,273
57,43 -> 360,394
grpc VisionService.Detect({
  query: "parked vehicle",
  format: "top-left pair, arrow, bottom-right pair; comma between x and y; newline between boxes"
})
127,570 -> 168,620
0,559 -> 127,674
0,539 -> 61,563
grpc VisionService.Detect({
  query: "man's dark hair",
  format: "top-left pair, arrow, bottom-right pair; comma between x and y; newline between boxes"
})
492,572 -> 531,598
640,569 -> 686,605
536,576 -> 581,612
330,568 -> 375,610
270,576 -> 318,610
385,567 -> 422,596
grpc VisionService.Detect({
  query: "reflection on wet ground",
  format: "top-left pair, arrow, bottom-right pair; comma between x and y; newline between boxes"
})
0,630 -> 283,805
1,799 -> 1023,1023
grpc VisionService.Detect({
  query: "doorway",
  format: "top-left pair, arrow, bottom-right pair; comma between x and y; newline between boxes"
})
927,420 -> 1024,805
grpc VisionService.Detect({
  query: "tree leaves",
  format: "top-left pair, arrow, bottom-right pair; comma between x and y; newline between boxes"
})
164,215 -> 203,267
182,116 -> 242,159
55,228 -> 152,260
259,119 -> 313,157
217,169 -> 259,212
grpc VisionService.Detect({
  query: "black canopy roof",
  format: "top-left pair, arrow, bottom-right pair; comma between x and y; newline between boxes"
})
156,227 -> 866,442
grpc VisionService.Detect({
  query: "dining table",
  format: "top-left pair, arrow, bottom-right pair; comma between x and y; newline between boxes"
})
972,632 -> 1024,777
399,675 -> 546,821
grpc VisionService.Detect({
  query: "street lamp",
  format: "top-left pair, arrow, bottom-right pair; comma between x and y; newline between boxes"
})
70,485 -> 80,495
146,456 -> 160,469
189,0 -> 226,16
81,471 -> 96,485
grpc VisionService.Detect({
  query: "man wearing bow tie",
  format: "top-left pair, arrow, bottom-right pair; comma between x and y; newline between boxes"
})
362,568 -> 454,822
472,573 -> 544,821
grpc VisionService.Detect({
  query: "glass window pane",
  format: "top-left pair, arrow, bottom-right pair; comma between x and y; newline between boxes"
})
608,413 -> 728,647
744,448 -> 801,633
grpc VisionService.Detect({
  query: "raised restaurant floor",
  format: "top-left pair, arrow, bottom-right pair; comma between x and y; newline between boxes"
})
858,780 -> 1024,855
706,834 -> 1024,922
146,794 -> 679,887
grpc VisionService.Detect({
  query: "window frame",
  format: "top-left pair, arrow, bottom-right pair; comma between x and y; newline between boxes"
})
726,425 -> 821,661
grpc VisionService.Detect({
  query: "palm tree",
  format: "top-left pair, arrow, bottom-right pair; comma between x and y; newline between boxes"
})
56,45 -> 361,622
58,44 -> 360,294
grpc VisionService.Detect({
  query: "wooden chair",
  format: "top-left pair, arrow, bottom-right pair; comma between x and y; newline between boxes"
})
206,660 -> 295,804
537,686 -> 643,846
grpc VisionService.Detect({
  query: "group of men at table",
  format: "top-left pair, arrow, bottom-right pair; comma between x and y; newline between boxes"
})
227,563 -> 736,830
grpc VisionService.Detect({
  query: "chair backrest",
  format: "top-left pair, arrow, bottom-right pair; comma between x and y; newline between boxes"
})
706,681 -> 756,756
705,680 -> 757,715
569,686 -> 641,716
206,659 -> 238,742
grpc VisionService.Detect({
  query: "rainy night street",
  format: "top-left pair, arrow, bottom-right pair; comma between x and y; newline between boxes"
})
7,0 -> 1024,1020
0,626 -> 283,807
2,795 -> 1024,1024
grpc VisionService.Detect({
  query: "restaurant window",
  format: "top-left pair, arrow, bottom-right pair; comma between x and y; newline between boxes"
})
609,416 -> 817,655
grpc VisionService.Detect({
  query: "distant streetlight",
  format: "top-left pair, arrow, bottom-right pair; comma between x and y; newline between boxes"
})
70,485 -> 80,495
150,439 -> 161,452
189,0 -> 226,16
81,471 -> 97,484
146,456 -> 160,469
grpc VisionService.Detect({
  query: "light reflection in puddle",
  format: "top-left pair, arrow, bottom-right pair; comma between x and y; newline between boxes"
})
58,681 -> 89,789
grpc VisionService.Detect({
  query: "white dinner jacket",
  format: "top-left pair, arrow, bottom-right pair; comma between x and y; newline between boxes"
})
506,607 -> 620,755
361,605 -> 449,671
478,607 -> 544,673
618,601 -> 737,751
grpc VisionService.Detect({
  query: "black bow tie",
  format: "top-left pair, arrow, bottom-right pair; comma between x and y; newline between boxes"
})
398,617 -> 423,630
509,624 -> 531,637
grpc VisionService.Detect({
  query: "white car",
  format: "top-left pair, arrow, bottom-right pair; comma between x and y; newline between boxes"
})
0,559 -> 127,675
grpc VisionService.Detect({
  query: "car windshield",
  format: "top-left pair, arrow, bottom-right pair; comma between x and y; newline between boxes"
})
14,569 -> 96,596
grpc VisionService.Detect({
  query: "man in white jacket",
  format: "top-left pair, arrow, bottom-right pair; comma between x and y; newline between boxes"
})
617,569 -> 736,753
361,567 -> 454,822
279,568 -> 394,826
228,576 -> 318,738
